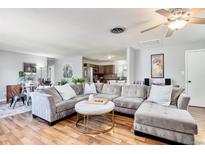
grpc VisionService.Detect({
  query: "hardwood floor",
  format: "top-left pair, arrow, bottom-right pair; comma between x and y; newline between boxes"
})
0,106 -> 204,145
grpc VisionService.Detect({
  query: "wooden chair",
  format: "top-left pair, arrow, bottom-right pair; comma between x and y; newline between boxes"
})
6,85 -> 26,108
6,85 -> 22,103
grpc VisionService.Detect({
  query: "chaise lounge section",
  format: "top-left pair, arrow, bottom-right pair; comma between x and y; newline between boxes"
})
134,99 -> 198,145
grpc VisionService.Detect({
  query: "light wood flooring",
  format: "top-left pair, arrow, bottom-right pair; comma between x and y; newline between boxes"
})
0,106 -> 204,145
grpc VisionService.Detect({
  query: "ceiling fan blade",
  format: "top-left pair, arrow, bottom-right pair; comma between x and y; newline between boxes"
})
156,9 -> 170,17
189,8 -> 205,15
190,17 -> 205,24
140,23 -> 165,33
165,29 -> 174,38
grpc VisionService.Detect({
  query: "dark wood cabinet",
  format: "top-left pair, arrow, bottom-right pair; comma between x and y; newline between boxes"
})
6,85 -> 22,103
89,64 -> 99,74
104,65 -> 115,74
98,65 -> 104,74
83,63 -> 116,83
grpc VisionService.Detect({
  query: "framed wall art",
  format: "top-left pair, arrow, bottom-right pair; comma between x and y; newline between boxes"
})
23,63 -> 37,73
151,54 -> 164,78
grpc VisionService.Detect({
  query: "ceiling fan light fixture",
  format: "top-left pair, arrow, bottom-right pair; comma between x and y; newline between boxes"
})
168,20 -> 188,30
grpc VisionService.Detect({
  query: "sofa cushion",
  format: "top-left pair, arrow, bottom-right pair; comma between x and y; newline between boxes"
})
113,96 -> 144,110
121,85 -> 147,98
170,87 -> 185,105
95,93 -> 119,101
70,84 -> 84,95
71,94 -> 89,102
135,102 -> 197,134
101,84 -> 121,95
56,100 -> 76,113
37,87 -> 62,104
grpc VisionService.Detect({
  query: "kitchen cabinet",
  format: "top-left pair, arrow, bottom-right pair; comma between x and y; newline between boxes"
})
98,65 -> 104,74
104,65 -> 115,74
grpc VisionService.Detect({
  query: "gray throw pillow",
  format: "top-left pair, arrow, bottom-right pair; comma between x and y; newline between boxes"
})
146,86 -> 151,98
170,87 -> 185,105
95,83 -> 104,93
70,84 -> 84,95
177,94 -> 190,110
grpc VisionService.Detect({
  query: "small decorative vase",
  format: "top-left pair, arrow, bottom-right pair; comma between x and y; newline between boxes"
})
89,94 -> 94,102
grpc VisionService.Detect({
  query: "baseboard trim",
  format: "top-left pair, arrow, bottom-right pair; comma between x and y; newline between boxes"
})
0,99 -> 6,103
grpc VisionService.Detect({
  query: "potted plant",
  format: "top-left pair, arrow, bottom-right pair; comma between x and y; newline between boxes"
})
72,78 -> 85,85
59,79 -> 68,85
18,71 -> 26,84
44,80 -> 52,86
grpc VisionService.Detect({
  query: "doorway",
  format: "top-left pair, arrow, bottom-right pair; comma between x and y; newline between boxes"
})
185,49 -> 205,107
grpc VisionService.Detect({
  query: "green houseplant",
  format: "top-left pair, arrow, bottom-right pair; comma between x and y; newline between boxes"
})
19,71 -> 26,78
72,78 -> 85,85
59,79 -> 68,85
44,79 -> 52,86
18,71 -> 26,84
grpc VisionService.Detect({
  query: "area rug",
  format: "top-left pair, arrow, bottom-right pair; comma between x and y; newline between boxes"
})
0,101 -> 31,119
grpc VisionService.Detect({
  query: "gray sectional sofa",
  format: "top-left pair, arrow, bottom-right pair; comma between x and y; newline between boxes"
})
31,83 -> 198,144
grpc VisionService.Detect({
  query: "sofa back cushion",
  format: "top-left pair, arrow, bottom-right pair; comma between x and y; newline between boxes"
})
170,87 -> 185,105
70,84 -> 84,95
37,87 -> 63,104
101,84 -> 121,95
122,85 -> 147,98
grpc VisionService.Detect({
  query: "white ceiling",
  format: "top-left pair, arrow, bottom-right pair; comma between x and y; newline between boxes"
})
0,8 -> 205,60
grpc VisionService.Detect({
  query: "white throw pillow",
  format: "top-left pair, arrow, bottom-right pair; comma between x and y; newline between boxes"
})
55,84 -> 76,100
147,85 -> 173,106
84,83 -> 97,94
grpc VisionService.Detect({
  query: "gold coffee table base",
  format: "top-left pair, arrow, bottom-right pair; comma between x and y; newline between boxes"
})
76,110 -> 115,134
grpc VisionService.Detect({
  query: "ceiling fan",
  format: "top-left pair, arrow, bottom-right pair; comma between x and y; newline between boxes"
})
141,8 -> 205,37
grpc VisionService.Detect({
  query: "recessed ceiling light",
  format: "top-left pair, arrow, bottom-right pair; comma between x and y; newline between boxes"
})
110,27 -> 126,34
107,56 -> 112,59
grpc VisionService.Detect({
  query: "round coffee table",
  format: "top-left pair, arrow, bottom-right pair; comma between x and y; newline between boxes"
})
75,100 -> 115,134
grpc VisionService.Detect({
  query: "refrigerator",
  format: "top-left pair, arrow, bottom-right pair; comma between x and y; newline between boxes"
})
83,67 -> 93,83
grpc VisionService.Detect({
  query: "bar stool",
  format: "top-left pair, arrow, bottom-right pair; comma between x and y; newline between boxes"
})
10,93 -> 27,109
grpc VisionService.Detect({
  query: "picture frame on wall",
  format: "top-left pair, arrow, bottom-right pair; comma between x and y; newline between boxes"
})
23,63 -> 37,73
151,53 -> 164,78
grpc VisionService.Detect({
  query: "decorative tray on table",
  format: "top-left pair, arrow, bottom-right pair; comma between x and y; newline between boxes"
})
86,98 -> 109,105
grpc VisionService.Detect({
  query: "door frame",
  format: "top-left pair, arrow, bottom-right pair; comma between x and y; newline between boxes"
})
185,49 -> 205,95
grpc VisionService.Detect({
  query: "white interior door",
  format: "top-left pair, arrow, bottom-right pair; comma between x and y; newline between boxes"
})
186,50 -> 205,107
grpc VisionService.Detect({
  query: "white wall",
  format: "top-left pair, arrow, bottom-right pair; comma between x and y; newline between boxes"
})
127,47 -> 139,84
0,50 -> 47,101
54,56 -> 83,83
134,42 -> 205,87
